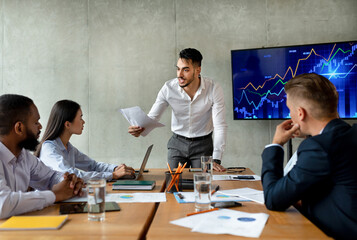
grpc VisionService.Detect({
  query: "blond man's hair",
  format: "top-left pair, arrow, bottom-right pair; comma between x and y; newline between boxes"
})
285,73 -> 338,119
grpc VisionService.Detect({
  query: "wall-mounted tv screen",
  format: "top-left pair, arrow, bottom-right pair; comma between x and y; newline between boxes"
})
231,41 -> 357,119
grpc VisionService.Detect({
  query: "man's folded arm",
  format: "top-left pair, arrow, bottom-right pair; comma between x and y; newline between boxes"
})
0,182 -> 55,219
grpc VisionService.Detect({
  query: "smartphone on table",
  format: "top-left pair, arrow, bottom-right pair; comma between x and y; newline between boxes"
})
211,201 -> 242,208
59,202 -> 120,214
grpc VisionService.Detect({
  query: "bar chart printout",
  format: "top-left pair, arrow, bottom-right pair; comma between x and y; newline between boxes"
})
231,41 -> 357,119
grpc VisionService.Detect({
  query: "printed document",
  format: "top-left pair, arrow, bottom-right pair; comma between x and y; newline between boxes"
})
173,192 -> 250,203
63,193 -> 166,203
120,106 -> 165,136
218,187 -> 265,204
170,209 -> 269,238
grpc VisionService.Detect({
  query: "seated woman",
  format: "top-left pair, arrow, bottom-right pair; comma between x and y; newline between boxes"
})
35,100 -> 135,182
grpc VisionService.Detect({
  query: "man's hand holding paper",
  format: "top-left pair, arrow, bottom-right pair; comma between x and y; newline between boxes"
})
120,106 -> 165,137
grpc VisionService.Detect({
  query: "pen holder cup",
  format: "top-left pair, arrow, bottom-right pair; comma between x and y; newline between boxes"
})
165,171 -> 183,193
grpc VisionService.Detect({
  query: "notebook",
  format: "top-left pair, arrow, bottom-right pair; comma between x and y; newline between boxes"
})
0,215 -> 68,230
123,144 -> 153,180
112,180 -> 156,190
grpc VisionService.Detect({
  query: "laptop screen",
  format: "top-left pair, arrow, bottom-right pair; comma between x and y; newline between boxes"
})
135,144 -> 153,180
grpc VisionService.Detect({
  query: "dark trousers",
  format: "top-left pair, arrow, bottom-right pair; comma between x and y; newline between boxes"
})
167,133 -> 213,169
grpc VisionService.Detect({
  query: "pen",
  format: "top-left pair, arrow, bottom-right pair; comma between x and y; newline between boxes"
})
177,193 -> 184,199
211,185 -> 220,195
186,208 -> 219,216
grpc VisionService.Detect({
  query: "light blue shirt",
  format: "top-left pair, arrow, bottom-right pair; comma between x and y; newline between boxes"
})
0,141 -> 61,219
39,137 -> 117,182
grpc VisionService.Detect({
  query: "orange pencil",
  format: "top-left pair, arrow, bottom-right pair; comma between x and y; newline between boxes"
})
167,163 -> 178,190
168,162 -> 186,191
167,163 -> 179,191
173,163 -> 183,190
181,162 -> 187,172
167,162 -> 173,174
168,163 -> 181,191
186,208 -> 219,216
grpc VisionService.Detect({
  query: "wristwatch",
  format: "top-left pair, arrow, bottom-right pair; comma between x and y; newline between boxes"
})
213,159 -> 221,165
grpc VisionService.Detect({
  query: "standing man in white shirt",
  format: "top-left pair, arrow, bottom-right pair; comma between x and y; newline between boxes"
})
128,48 -> 227,171
0,94 -> 83,219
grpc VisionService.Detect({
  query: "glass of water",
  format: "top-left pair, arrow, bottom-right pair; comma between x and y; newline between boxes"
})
194,173 -> 212,212
87,178 -> 106,221
201,156 -> 213,175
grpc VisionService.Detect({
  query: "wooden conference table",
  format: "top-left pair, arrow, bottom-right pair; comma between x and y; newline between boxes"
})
147,169 -> 330,239
0,169 -> 165,240
0,169 -> 330,240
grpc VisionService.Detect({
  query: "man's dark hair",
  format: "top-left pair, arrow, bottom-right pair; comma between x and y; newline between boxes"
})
0,94 -> 34,135
179,48 -> 203,66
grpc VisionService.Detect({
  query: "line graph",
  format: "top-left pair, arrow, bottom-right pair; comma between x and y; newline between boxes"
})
231,41 -> 357,119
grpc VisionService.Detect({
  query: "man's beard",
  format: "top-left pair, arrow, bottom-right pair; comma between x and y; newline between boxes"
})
179,76 -> 194,88
19,130 -> 40,151
179,72 -> 197,88
179,78 -> 193,88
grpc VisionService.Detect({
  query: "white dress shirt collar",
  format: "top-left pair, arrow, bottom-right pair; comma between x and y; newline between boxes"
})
0,141 -> 28,164
178,76 -> 205,101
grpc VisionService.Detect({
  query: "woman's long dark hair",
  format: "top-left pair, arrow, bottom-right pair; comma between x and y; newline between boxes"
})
34,100 -> 80,157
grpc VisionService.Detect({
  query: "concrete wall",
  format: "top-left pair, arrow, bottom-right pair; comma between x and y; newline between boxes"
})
0,0 -> 356,174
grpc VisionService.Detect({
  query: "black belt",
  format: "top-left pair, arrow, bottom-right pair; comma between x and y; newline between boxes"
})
174,132 -> 212,141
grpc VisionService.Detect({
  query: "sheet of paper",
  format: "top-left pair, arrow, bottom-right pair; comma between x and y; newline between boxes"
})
170,209 -> 269,238
106,193 -> 166,203
173,192 -> 250,203
212,175 -> 261,181
119,106 -> 165,136
62,193 -> 166,203
218,187 -> 264,204
62,196 -> 87,203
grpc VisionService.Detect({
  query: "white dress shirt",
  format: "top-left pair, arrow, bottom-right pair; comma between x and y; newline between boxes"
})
40,137 -> 117,182
148,77 -> 227,160
284,151 -> 298,176
0,142 -> 62,219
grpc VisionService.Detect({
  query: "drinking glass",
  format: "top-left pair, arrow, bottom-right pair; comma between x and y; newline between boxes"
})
201,156 -> 213,175
87,178 -> 106,221
194,173 -> 212,212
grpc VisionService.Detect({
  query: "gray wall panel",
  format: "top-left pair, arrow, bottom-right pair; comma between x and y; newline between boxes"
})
0,0 -> 356,173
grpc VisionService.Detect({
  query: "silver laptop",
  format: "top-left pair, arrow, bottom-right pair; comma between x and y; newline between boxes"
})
134,144 -> 153,180
123,144 -> 153,180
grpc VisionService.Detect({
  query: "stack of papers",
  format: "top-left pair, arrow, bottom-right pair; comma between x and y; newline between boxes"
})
120,106 -> 165,136
171,209 -> 269,238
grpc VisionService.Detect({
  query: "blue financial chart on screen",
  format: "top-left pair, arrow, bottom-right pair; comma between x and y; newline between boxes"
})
231,41 -> 357,119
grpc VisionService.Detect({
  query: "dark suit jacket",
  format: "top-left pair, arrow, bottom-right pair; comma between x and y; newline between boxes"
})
261,118 -> 357,239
